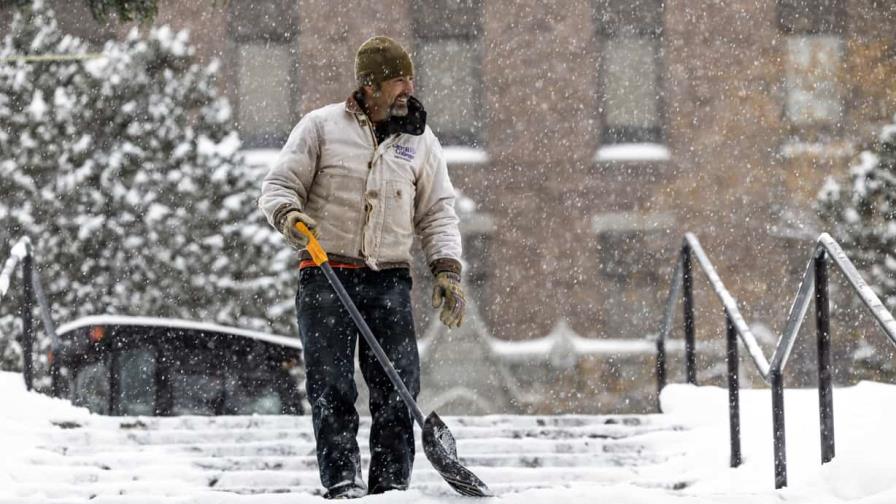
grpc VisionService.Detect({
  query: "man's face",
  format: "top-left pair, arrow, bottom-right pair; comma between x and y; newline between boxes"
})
366,76 -> 415,120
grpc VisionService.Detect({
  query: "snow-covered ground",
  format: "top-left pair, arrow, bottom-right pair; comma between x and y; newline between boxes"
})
1,370 -> 895,503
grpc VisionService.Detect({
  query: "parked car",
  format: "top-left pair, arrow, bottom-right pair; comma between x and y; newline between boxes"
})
49,315 -> 305,416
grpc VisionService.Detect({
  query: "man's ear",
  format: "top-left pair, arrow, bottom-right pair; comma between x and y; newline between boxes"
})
360,84 -> 380,98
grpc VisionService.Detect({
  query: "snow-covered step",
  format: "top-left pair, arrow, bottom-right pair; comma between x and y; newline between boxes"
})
5,466 -> 684,500
39,426 -> 667,450
15,448 -> 679,487
8,372 -> 896,503
214,475 -> 677,497
42,414 -> 675,438
5,413 -> 688,500
38,435 -> 662,458
49,413 -> 658,430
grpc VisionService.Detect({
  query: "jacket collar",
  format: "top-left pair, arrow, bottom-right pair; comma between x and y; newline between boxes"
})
345,90 -> 426,137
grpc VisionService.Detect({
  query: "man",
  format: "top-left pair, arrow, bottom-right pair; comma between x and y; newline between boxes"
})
259,36 -> 466,499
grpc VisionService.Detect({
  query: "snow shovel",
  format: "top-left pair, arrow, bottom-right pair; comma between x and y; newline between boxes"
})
295,222 -> 493,498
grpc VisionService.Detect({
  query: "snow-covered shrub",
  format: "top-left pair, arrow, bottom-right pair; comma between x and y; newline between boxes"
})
817,115 -> 896,310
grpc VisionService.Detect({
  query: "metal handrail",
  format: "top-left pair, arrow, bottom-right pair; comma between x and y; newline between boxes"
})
689,235 -> 773,377
656,232 -> 896,489
1,237 -> 59,391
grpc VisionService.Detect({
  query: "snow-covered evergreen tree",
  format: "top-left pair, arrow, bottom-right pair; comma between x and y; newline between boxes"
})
817,115 -> 896,309
0,1 -> 294,375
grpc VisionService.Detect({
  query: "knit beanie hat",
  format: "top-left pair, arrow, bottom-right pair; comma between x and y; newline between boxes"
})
355,36 -> 414,87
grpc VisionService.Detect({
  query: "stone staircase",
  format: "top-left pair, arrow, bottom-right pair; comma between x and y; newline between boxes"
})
4,414 -> 689,502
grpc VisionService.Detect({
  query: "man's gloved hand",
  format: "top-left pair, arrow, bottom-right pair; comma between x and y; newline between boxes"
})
279,210 -> 318,249
432,272 -> 465,329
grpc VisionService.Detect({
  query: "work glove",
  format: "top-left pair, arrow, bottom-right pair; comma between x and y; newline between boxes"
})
279,210 -> 318,249
432,271 -> 465,329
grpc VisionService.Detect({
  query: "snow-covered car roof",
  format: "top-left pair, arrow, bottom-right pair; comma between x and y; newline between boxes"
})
56,315 -> 301,350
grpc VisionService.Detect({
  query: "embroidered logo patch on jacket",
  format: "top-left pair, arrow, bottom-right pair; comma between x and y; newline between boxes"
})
393,144 -> 416,162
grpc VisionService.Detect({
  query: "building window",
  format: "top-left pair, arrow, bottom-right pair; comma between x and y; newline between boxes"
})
412,0 -> 483,147
777,0 -> 845,128
592,211 -> 674,338
784,36 -> 843,125
236,42 -> 295,147
777,0 -> 845,35
591,211 -> 674,282
595,0 -> 664,145
229,1 -> 298,148
602,36 -> 661,143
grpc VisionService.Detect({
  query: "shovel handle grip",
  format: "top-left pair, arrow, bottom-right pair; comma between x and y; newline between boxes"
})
295,222 -> 328,266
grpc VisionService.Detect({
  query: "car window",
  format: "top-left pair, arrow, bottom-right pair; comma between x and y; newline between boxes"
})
116,349 -> 156,416
72,360 -> 109,414
224,374 -> 282,415
171,371 -> 225,415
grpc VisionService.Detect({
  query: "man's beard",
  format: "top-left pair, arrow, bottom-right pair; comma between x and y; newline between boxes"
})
389,98 -> 409,118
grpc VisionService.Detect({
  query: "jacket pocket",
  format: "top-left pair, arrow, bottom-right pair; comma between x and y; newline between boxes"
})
382,179 -> 416,254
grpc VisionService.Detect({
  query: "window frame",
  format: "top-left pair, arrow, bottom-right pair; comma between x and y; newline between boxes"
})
591,211 -> 675,284
776,0 -> 847,35
411,0 -> 485,147
782,34 -> 845,128
594,0 -> 666,146
228,1 -> 300,149
776,0 -> 847,137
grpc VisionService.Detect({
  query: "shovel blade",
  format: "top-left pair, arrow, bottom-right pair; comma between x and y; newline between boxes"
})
422,412 -> 493,497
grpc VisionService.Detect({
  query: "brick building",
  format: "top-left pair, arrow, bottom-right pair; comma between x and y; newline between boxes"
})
4,1 -> 895,412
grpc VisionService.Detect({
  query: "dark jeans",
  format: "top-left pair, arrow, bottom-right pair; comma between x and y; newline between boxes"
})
296,266 -> 420,492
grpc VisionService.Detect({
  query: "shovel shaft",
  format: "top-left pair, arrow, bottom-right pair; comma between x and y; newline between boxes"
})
296,223 -> 425,426
318,262 -> 426,428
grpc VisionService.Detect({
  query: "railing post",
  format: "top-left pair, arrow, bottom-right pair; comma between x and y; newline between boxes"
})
50,358 -> 62,397
19,251 -> 35,391
682,245 -> 697,385
656,252 -> 684,412
656,336 -> 666,412
771,369 -> 787,489
814,249 -> 835,464
109,351 -> 120,415
31,255 -> 61,396
726,314 -> 742,467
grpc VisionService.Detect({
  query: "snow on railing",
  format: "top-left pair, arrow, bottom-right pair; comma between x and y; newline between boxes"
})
682,234 -> 772,378
0,237 -> 31,301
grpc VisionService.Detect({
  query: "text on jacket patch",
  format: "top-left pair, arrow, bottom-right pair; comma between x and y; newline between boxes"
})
393,144 -> 416,162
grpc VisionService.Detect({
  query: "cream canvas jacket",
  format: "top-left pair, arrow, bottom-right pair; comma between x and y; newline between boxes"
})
259,97 -> 462,271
